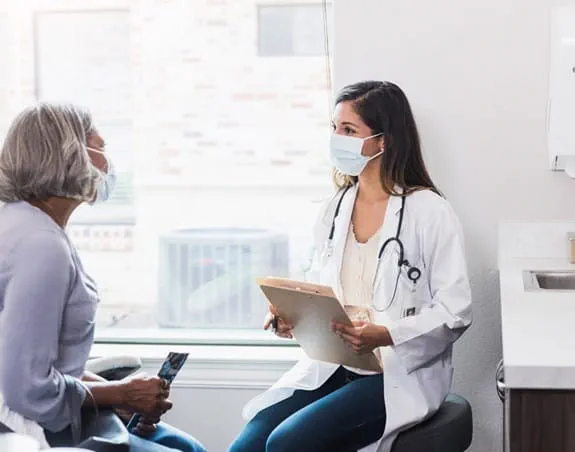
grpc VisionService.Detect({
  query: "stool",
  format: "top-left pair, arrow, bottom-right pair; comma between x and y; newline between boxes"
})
391,393 -> 472,452
0,421 -> 12,434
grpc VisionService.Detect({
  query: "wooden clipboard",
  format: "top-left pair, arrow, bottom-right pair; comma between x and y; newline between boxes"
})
257,277 -> 382,372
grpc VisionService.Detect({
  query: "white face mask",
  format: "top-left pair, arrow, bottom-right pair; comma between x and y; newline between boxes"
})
329,133 -> 383,176
87,147 -> 117,204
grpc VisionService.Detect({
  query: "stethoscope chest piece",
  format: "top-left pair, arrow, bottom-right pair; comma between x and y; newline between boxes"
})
407,265 -> 421,284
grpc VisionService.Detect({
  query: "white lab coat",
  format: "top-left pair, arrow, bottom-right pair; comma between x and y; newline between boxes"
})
242,185 -> 473,452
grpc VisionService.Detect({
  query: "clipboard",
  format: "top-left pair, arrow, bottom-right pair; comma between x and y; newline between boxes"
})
257,277 -> 382,372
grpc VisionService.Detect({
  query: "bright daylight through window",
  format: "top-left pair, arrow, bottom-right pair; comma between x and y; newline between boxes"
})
0,0 -> 334,344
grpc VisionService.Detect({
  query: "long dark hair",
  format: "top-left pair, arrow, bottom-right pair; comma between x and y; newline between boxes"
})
333,81 -> 440,196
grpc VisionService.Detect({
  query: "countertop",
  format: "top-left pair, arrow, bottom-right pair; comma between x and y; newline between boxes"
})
500,257 -> 575,389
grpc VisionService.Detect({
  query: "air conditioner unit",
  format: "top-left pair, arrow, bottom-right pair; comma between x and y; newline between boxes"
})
158,228 -> 289,329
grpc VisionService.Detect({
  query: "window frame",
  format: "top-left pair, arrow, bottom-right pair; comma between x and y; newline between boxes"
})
257,2 -> 333,58
8,1 -> 334,346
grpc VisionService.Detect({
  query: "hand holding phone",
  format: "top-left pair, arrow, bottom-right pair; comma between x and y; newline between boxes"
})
127,352 -> 189,434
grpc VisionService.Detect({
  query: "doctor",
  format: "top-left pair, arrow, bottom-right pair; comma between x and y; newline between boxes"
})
229,80 -> 473,452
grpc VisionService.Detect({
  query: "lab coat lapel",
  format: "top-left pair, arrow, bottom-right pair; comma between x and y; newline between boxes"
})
325,186 -> 403,299
377,194 -> 403,250
327,184 -> 357,299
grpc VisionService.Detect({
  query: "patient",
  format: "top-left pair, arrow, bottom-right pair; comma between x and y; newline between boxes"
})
0,103 -> 206,452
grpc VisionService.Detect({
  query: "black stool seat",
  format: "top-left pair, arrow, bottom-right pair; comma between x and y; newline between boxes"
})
392,393 -> 472,452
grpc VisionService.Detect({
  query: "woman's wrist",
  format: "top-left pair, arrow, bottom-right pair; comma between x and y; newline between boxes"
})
84,380 -> 126,407
377,325 -> 394,347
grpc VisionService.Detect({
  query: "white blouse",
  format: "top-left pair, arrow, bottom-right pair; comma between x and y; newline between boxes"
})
340,221 -> 383,375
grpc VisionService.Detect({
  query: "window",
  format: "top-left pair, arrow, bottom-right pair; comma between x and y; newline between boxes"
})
0,13 -> 10,139
1,1 -> 333,344
34,9 -> 134,223
258,4 -> 333,57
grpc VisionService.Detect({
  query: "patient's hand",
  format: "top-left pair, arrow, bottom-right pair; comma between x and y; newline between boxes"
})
120,373 -> 172,417
134,415 -> 161,437
115,395 -> 173,437
116,408 -> 162,437
114,407 -> 133,424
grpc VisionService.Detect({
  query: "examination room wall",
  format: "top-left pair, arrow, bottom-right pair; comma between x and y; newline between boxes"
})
334,0 -> 575,450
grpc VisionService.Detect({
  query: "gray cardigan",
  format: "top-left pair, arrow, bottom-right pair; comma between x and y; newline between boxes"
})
0,201 -> 97,433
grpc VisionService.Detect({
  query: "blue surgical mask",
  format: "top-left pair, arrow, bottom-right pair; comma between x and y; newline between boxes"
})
330,133 -> 383,176
88,147 -> 117,204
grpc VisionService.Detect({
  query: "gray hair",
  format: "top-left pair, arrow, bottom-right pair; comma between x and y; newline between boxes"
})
0,103 -> 101,202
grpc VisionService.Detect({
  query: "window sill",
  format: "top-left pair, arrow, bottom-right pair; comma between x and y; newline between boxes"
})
94,328 -> 296,347
90,342 -> 304,389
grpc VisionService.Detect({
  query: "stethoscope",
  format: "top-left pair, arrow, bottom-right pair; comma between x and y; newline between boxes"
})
325,185 -> 422,312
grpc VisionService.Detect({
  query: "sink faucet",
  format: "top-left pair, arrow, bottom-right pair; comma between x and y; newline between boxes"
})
569,232 -> 575,264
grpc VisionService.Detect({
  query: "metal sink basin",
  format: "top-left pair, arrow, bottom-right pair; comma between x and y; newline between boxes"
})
523,270 -> 575,291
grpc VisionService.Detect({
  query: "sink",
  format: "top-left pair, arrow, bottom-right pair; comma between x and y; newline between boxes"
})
523,270 -> 575,291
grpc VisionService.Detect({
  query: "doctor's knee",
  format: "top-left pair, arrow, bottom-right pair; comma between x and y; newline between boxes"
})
229,433 -> 262,452
265,426 -> 302,452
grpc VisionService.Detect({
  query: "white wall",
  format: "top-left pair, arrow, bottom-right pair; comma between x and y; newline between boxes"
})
333,0 -> 575,450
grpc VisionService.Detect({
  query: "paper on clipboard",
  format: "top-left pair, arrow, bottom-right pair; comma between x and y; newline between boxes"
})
257,277 -> 382,372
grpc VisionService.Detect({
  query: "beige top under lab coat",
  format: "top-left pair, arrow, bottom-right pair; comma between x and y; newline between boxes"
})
340,222 -> 382,375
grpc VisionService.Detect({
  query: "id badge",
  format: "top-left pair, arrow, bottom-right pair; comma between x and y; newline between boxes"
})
402,283 -> 417,318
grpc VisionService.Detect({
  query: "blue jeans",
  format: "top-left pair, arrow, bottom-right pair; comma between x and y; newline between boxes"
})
45,420 -> 206,452
130,422 -> 206,452
229,366 -> 386,452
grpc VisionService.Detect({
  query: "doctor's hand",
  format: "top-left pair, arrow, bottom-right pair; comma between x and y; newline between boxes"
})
264,306 -> 294,339
331,320 -> 393,354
